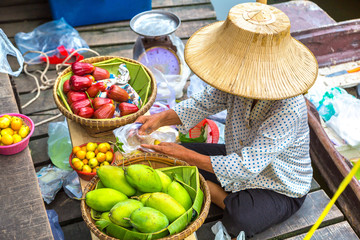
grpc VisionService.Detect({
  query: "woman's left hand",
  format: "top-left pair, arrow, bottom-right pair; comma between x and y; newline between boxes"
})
141,142 -> 191,161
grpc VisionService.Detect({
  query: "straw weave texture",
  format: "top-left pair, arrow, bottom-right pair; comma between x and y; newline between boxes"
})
185,2 -> 318,100
81,153 -> 211,240
53,56 -> 157,137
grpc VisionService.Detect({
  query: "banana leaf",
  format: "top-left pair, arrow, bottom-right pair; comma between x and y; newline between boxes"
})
56,57 -> 152,114
91,166 -> 205,239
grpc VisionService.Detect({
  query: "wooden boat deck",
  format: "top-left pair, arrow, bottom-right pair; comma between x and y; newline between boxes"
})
0,0 -> 359,239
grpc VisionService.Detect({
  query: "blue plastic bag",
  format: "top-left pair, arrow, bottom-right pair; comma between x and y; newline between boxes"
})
15,18 -> 88,64
47,209 -> 65,240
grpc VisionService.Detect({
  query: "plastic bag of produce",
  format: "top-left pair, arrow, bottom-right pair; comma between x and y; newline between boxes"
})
14,18 -> 88,64
47,209 -> 65,240
113,123 -> 177,153
48,120 -> 73,170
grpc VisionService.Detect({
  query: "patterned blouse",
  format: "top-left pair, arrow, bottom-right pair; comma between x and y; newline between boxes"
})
173,86 -> 312,198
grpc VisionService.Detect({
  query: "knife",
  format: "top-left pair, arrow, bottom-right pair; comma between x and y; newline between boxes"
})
325,66 -> 360,77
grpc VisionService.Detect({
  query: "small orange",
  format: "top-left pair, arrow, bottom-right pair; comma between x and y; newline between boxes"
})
18,125 -> 29,138
1,128 -> 14,136
100,161 -> 110,166
105,151 -> 113,162
71,157 -> 81,165
73,160 -> 84,171
82,165 -> 92,173
76,150 -> 86,160
72,146 -> 81,154
81,146 -> 87,152
92,168 -> 97,174
96,152 -> 106,163
94,149 -> 99,155
82,159 -> 89,165
12,134 -> 22,144
86,142 -> 97,152
2,115 -> 12,121
86,151 -> 95,160
104,142 -> 111,151
0,117 -> 10,129
1,134 -> 13,145
97,143 -> 108,153
10,117 -> 23,131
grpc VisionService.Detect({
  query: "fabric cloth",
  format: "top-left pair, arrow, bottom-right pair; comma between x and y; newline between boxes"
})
181,142 -> 306,238
173,85 -> 312,198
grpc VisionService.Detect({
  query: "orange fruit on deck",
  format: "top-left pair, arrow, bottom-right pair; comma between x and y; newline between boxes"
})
1,134 -> 13,145
10,117 -> 23,131
82,165 -> 92,173
18,125 -> 29,138
96,152 -> 106,163
12,134 -> 22,144
1,128 -> 14,136
82,159 -> 89,165
105,151 -> 113,162
72,146 -> 81,154
0,117 -> 10,129
97,143 -> 108,153
76,150 -> 86,160
73,160 -> 84,170
86,151 -> 95,160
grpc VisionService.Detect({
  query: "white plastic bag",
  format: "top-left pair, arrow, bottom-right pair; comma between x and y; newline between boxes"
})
211,221 -> 245,240
113,123 -> 177,153
0,28 -> 24,76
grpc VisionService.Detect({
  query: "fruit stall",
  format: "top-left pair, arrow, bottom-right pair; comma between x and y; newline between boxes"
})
0,0 -> 360,240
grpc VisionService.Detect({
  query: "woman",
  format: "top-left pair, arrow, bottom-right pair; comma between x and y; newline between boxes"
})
136,2 -> 318,238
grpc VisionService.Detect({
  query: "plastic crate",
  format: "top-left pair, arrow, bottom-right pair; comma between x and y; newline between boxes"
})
48,0 -> 152,27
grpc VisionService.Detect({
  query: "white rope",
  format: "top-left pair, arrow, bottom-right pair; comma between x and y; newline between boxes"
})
20,48 -> 100,126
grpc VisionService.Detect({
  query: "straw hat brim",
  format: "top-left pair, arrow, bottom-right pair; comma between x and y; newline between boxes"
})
184,21 -> 318,100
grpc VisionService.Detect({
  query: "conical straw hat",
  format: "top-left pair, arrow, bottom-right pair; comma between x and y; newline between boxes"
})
184,2 -> 318,100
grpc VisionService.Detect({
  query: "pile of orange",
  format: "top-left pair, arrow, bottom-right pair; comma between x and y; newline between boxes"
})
71,142 -> 114,174
0,115 -> 30,146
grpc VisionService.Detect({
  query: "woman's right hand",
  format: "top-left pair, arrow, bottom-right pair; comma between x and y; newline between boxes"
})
135,114 -> 163,135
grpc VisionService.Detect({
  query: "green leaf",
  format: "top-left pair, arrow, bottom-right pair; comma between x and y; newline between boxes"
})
91,209 -> 103,221
179,126 -> 207,143
95,219 -> 111,231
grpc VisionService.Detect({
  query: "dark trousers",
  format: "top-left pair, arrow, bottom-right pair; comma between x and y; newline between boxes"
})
181,143 -> 306,238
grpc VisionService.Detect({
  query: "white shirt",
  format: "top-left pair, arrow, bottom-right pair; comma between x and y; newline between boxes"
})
173,86 -> 312,198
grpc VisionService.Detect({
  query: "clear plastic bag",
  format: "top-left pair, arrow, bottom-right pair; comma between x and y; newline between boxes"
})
0,28 -> 24,76
47,120 -> 73,171
37,165 -> 72,204
15,18 -> 88,64
63,171 -> 82,199
211,221 -> 245,240
46,209 -> 65,240
113,123 -> 177,153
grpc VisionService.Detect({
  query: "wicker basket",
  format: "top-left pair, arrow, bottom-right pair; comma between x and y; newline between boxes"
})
53,56 -> 157,137
81,153 -> 211,240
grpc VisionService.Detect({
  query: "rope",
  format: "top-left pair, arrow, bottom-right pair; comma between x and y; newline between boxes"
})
20,48 -> 100,126
303,159 -> 360,240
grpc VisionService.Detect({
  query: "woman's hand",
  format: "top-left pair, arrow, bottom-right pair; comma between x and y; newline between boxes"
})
135,109 -> 182,135
141,142 -> 214,173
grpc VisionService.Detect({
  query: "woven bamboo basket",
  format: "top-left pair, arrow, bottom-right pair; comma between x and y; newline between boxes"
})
81,153 -> 211,240
53,56 -> 157,137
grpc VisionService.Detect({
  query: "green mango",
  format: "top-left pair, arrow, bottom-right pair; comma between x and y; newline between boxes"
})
167,181 -> 192,210
155,170 -> 172,192
100,211 -> 110,221
97,165 -> 136,196
145,192 -> 186,222
85,188 -> 128,212
138,193 -> 152,205
109,199 -> 144,228
125,164 -> 162,193
130,207 -> 169,233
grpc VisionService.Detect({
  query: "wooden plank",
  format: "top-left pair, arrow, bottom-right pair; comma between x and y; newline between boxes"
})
46,191 -> 82,225
79,20 -> 214,47
62,221 -> 92,240
1,20 -> 48,40
29,137 -> 52,166
196,190 -> 344,240
19,88 -> 58,114
152,0 -> 211,8
286,221 -> 359,240
28,110 -> 65,138
0,3 -> 51,23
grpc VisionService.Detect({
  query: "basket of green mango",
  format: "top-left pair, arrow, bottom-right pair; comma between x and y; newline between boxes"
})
81,153 -> 211,240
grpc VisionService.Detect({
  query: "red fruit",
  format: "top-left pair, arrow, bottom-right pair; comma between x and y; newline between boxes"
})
84,74 -> 96,83
92,67 -> 110,80
93,97 -> 114,110
70,75 -> 93,91
63,80 -> 71,94
86,82 -> 107,98
67,91 -> 87,105
77,107 -> 94,118
119,102 -> 139,116
107,85 -> 129,102
71,99 -> 92,114
94,103 -> 115,119
72,62 -> 95,76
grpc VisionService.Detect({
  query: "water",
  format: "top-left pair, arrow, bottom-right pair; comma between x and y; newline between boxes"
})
210,0 -> 360,22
